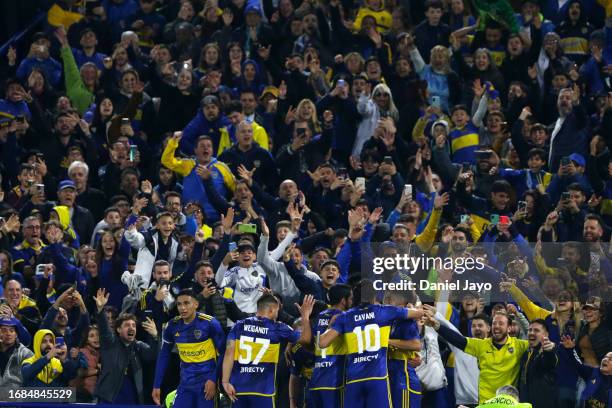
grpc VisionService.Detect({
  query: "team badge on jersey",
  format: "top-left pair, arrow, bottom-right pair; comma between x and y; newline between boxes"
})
194,330 -> 202,340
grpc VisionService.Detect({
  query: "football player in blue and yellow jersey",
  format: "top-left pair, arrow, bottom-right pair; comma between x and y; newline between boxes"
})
152,289 -> 226,408
222,294 -> 315,408
309,284 -> 352,408
318,280 -> 424,408
384,291 -> 422,408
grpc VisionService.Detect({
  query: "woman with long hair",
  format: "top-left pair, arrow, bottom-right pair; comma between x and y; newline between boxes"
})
409,43 -> 461,113
95,229 -> 130,310
292,99 -> 322,133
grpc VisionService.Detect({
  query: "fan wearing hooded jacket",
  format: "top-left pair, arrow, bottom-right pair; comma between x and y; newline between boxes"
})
21,329 -> 78,387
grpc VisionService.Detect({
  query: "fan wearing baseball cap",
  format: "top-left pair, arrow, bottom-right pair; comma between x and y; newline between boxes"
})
0,316 -> 34,388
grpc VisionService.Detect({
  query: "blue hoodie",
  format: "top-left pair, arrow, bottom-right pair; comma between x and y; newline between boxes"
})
232,59 -> 266,96
180,110 -> 231,155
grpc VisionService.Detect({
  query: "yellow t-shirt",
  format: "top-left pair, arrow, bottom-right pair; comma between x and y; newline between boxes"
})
464,336 -> 529,403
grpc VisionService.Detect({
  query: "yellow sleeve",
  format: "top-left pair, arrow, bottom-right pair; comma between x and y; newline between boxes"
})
534,252 -> 556,277
469,221 -> 482,242
161,137 -> 195,177
464,337 -> 485,357
217,128 -> 231,156
412,117 -> 429,142
508,285 -> 552,321
415,208 -> 441,252
215,161 -> 236,192
253,123 -> 269,151
353,8 -> 367,32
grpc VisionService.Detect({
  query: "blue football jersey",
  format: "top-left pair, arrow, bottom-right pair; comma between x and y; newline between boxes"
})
388,319 -> 420,390
228,316 -> 300,396
154,312 -> 225,387
331,304 -> 410,383
310,308 -> 346,390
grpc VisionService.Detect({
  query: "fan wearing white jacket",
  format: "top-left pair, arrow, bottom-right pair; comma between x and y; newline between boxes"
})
215,240 -> 268,314
415,323 -> 448,407
432,295 -> 488,407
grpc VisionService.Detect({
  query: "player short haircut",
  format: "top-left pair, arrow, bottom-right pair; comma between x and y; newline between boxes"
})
257,294 -> 280,311
327,284 -> 352,305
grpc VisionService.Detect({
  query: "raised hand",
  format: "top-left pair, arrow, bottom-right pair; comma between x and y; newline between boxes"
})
94,288 -> 109,312
499,278 -> 516,292
433,192 -> 450,209
221,208 -> 235,234
368,207 -> 383,224
560,335 -> 575,349
237,165 -> 255,186
260,217 -> 270,237
296,294 -> 315,319
541,336 -> 555,351
142,317 -> 158,337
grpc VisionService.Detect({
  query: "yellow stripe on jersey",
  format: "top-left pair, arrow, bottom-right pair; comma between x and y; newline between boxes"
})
176,339 -> 218,363
560,37 -> 588,55
344,325 -> 391,354
388,349 -> 418,361
315,336 -> 347,357
234,340 -> 280,364
451,133 -> 479,152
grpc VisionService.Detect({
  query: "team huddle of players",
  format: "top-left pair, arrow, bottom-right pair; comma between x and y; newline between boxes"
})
154,281 -> 424,408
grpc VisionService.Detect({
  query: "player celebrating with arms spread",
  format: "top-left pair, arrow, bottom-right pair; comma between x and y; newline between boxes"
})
222,293 -> 315,407
318,280 -> 424,408
152,289 -> 226,408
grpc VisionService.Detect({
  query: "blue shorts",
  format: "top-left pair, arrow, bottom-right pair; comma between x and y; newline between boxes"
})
390,375 -> 422,408
232,394 -> 275,408
173,383 -> 216,408
309,388 -> 343,408
344,379 -> 391,408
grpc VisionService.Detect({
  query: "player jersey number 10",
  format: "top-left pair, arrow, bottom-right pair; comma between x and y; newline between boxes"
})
238,336 -> 271,364
317,323 -> 382,358
353,324 -> 381,353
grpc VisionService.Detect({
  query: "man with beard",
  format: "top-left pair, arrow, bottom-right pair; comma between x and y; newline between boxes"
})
39,110 -> 96,176
180,95 -> 231,155
21,329 -> 78,387
152,289 -> 225,408
93,288 -> 158,404
518,320 -> 558,408
548,87 -> 588,172
40,287 -> 89,349
429,312 -> 529,403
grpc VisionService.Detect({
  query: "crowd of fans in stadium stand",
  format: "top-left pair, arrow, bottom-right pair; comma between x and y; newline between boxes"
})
0,0 -> 610,406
